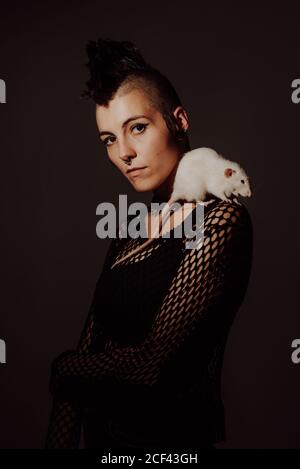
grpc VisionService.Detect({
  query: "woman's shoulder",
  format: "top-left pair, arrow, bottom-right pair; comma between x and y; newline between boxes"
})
188,197 -> 253,240
204,197 -> 252,226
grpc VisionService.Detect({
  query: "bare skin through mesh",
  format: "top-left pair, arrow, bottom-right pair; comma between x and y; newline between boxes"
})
45,199 -> 252,448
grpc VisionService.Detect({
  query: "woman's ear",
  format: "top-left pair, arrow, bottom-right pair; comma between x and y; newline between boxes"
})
173,106 -> 189,134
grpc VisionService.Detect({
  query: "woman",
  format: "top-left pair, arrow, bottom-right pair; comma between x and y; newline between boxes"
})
45,38 -> 253,449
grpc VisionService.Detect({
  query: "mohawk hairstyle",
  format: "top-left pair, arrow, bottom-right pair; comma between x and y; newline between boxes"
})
80,37 -> 189,144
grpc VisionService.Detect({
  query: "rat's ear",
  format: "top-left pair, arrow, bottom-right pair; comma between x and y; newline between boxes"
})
224,168 -> 236,178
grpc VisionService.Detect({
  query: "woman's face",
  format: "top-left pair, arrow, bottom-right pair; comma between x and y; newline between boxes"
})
95,87 -> 188,199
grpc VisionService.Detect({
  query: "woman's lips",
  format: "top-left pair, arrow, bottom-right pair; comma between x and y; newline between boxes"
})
127,167 -> 147,177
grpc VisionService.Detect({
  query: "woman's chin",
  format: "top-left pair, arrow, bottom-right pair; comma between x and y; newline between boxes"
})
130,179 -> 155,193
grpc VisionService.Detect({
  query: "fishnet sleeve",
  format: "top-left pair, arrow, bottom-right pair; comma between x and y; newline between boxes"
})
45,238 -> 121,449
49,201 -> 252,396
44,395 -> 82,449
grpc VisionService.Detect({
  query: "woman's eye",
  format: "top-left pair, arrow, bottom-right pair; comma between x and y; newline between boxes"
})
131,123 -> 148,134
101,123 -> 148,146
102,136 -> 115,147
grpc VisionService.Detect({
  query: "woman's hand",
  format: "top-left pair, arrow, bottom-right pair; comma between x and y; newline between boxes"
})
49,349 -> 105,404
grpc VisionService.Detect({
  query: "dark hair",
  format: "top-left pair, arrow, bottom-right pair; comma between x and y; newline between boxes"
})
81,37 -> 189,144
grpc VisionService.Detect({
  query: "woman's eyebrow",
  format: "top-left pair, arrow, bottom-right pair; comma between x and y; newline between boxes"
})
99,114 -> 150,137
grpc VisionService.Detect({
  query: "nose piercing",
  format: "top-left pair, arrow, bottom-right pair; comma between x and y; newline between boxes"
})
125,159 -> 132,166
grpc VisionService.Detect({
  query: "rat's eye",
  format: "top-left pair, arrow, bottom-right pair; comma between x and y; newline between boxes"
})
241,179 -> 245,184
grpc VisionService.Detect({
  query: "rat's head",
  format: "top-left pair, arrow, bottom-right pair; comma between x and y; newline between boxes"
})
224,165 -> 252,197
81,38 -> 190,201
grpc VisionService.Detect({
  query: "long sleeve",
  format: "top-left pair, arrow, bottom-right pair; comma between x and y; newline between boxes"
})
76,233 -> 126,353
44,395 -> 82,448
49,201 -> 253,398
45,237 -> 121,449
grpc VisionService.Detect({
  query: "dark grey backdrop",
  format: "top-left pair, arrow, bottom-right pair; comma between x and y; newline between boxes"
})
0,1 -> 299,448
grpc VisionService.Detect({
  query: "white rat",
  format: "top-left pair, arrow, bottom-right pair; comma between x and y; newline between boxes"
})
110,147 -> 252,269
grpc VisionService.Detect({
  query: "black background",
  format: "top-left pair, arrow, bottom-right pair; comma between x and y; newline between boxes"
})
0,1 -> 299,448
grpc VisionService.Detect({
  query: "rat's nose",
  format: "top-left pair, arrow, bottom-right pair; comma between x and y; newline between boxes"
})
248,189 -> 252,197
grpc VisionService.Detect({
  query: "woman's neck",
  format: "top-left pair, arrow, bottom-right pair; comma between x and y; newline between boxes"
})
151,165 -> 178,204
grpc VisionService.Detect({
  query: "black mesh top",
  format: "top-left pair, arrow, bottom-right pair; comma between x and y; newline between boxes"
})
45,197 -> 253,449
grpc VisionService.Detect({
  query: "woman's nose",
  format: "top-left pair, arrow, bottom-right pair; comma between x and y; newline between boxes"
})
118,139 -> 136,164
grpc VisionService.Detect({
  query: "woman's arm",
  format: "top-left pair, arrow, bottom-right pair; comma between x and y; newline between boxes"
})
45,395 -> 82,449
45,237 -> 121,448
77,236 -> 122,353
49,201 -> 253,396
